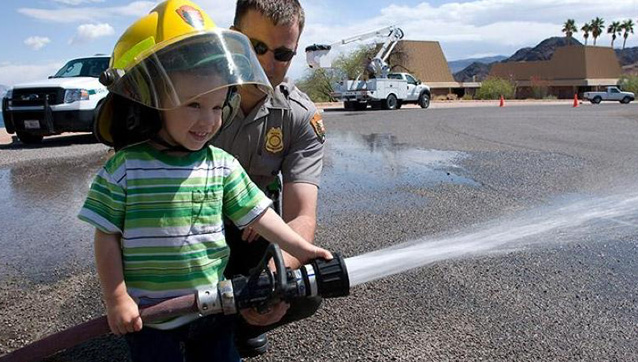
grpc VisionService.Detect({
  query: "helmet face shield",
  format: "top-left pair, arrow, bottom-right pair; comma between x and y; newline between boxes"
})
108,29 -> 271,110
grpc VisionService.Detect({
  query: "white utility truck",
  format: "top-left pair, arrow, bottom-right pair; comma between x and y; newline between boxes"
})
305,26 -> 430,111
583,86 -> 635,104
2,55 -> 109,143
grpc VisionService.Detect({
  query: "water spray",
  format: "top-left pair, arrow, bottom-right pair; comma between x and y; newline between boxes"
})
0,244 -> 350,362
3,193 -> 637,362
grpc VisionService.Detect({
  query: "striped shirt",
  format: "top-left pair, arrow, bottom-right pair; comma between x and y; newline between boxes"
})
79,143 -> 271,328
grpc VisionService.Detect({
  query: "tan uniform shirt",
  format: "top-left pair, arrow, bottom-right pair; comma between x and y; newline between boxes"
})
212,81 -> 325,192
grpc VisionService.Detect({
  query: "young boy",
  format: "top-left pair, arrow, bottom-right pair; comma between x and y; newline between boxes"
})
78,1 -> 332,361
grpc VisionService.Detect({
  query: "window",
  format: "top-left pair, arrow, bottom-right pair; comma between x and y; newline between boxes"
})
405,74 -> 417,85
52,57 -> 109,78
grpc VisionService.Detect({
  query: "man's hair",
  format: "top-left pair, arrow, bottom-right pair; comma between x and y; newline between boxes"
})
234,0 -> 305,34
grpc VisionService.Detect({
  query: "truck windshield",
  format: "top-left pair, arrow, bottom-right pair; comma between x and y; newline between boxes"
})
52,57 -> 109,78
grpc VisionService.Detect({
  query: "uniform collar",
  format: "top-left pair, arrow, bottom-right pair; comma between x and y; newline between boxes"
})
242,83 -> 291,123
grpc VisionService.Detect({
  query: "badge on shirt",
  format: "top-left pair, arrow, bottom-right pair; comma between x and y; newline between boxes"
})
265,127 -> 284,153
310,111 -> 326,144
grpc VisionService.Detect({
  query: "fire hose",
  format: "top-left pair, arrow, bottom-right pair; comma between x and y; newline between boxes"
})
0,244 -> 350,362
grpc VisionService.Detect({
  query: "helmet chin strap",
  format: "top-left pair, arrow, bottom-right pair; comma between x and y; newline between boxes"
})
150,134 -> 194,153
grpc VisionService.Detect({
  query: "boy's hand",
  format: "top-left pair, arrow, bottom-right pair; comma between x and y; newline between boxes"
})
105,294 -> 143,336
240,302 -> 289,326
312,246 -> 333,261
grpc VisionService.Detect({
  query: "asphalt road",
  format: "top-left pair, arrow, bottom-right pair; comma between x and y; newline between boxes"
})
1,103 -> 637,361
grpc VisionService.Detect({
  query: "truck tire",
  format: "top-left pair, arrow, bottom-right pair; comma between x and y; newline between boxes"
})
383,94 -> 398,110
418,92 -> 430,109
591,96 -> 602,104
17,132 -> 43,144
344,101 -> 355,110
353,102 -> 367,111
620,97 -> 631,104
396,100 -> 402,109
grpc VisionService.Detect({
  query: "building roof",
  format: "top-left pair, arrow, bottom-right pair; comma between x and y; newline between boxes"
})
388,40 -> 456,84
489,46 -> 621,86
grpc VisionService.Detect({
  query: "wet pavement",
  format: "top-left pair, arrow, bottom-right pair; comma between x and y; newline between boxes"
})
1,104 -> 638,361
0,154 -> 106,283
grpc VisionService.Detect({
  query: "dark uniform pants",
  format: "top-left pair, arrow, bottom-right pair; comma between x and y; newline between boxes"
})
223,221 -> 323,338
125,314 -> 240,362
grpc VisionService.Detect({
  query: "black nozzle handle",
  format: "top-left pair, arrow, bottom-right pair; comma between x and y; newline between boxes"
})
311,253 -> 350,298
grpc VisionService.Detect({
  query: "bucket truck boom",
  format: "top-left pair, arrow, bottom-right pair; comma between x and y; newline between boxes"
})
305,26 -> 430,111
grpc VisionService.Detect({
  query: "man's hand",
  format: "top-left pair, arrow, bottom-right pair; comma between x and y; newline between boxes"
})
240,302 -> 290,326
242,226 -> 261,243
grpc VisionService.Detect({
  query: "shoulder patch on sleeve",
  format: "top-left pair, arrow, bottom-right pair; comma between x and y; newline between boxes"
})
310,111 -> 326,144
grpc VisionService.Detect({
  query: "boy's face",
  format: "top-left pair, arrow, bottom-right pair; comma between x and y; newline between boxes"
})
159,72 -> 227,151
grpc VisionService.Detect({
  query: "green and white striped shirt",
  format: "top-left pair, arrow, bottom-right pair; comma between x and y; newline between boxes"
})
79,143 -> 271,328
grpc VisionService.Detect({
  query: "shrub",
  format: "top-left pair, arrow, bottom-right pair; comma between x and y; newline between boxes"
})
618,75 -> 638,95
476,77 -> 516,100
462,93 -> 473,100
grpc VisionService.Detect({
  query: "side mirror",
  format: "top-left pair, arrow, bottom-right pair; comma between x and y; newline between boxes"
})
48,76 -> 53,79
417,80 -> 422,85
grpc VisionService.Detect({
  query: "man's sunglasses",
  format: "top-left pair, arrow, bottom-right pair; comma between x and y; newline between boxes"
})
249,38 -> 296,62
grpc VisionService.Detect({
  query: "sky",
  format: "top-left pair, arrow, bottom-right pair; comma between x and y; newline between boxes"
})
0,0 -> 637,87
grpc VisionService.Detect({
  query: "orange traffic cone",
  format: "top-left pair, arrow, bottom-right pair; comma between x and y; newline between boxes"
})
499,95 -> 505,107
572,93 -> 579,107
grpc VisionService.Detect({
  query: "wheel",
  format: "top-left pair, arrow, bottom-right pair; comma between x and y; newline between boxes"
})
592,96 -> 602,104
16,131 -> 43,144
343,101 -> 355,110
370,101 -> 383,110
396,101 -> 402,109
620,96 -> 631,104
353,102 -> 367,111
418,92 -> 430,109
383,94 -> 398,110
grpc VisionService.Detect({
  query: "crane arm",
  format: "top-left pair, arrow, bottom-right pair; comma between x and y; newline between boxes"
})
305,26 -> 404,72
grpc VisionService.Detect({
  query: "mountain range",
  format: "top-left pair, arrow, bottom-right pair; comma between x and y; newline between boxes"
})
451,37 -> 638,82
448,56 -> 507,73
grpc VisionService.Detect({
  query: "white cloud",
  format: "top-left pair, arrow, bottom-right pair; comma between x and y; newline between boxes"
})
289,0 -> 638,80
197,0 -> 236,27
69,23 -> 115,44
24,36 -> 51,51
18,1 -> 157,23
52,0 -> 105,5
0,62 -> 65,87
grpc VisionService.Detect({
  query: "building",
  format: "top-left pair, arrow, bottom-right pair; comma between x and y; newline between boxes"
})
387,40 -> 479,97
489,45 -> 621,99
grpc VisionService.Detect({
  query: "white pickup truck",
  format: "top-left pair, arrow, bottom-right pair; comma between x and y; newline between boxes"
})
332,72 -> 431,111
1,55 -> 109,143
583,86 -> 635,104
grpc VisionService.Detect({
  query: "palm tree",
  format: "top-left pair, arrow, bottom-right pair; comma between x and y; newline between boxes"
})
591,17 -> 605,46
562,19 -> 578,45
581,22 -> 591,45
608,21 -> 622,47
621,19 -> 635,49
